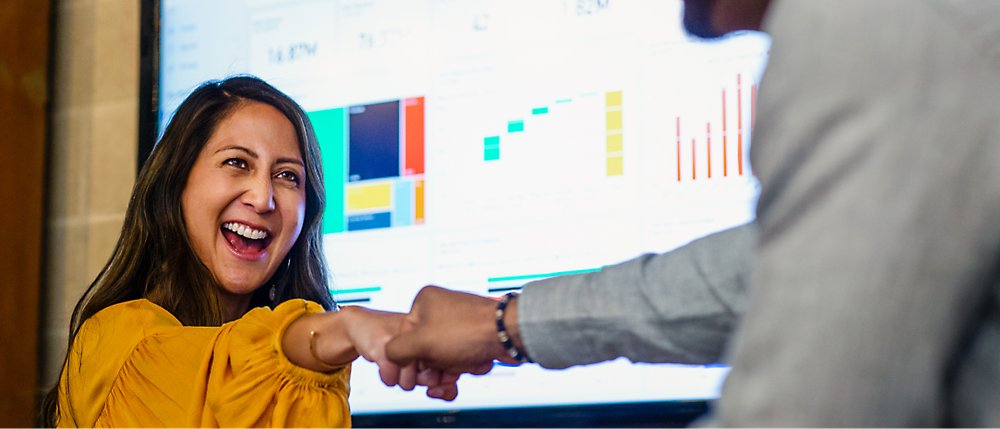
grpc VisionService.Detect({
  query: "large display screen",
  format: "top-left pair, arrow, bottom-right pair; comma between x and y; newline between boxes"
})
158,0 -> 769,416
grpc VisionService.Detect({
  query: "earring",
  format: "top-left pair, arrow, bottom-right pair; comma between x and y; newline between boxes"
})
269,257 -> 292,303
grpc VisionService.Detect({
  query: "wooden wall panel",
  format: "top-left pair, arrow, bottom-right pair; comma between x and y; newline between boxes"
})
0,0 -> 51,426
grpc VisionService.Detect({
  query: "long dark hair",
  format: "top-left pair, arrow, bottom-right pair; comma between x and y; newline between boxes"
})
40,76 -> 336,427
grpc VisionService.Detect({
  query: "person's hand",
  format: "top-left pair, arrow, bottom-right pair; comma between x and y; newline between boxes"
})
386,286 -> 517,376
337,307 -> 460,400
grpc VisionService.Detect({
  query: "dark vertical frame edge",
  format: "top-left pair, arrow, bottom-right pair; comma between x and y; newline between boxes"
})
137,0 -> 159,174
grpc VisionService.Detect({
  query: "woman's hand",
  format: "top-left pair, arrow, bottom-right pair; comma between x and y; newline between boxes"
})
339,307 -> 461,401
285,307 -> 460,400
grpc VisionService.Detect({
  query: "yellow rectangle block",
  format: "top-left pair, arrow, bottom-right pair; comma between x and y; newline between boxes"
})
605,91 -> 622,107
607,156 -> 623,176
606,110 -> 622,130
414,179 -> 425,223
606,134 -> 623,152
347,183 -> 392,211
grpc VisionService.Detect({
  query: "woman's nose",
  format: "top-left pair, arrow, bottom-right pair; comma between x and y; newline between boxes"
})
242,175 -> 275,213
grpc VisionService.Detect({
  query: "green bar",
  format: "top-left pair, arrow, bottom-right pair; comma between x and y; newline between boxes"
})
331,286 -> 382,295
485,136 -> 500,160
531,107 -> 549,115
488,267 -> 601,283
507,120 -> 524,133
555,98 -> 572,104
307,107 -> 347,234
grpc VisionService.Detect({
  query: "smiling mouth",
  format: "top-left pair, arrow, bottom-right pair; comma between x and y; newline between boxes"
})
220,222 -> 273,258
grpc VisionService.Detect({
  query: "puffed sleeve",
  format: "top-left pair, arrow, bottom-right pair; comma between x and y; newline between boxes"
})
192,299 -> 350,427
57,299 -> 350,428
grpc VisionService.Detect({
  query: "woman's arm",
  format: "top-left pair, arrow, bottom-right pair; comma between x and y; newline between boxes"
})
282,306 -> 459,400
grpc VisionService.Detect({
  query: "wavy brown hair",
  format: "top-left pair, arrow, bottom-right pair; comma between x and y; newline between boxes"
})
39,76 -> 336,427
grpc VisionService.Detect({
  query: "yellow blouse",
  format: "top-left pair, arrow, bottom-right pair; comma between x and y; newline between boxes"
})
56,299 -> 351,427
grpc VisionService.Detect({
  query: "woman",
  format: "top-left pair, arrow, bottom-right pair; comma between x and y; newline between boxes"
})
40,76 -> 454,427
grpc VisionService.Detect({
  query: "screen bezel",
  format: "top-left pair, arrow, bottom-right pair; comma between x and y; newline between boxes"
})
136,1 -> 714,426
137,0 -> 158,174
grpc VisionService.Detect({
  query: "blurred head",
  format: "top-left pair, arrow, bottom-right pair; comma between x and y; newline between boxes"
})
682,0 -> 771,39
682,0 -> 720,38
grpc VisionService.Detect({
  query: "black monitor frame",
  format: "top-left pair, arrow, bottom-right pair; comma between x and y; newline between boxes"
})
138,0 -> 158,173
136,1 -> 713,426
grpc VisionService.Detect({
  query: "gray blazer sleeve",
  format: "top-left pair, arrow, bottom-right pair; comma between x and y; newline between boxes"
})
519,222 -> 756,369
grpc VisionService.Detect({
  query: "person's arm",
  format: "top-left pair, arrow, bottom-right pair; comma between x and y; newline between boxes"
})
519,222 -> 756,368
385,222 -> 756,373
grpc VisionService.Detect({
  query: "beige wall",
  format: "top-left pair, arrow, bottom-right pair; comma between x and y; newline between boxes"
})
41,0 -> 140,386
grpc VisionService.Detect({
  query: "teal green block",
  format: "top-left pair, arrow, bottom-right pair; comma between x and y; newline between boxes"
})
307,107 -> 347,234
507,120 -> 524,133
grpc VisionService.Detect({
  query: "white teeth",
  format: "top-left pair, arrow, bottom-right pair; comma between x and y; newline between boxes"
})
224,222 -> 268,240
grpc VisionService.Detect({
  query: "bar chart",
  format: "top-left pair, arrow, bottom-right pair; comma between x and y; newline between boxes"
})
673,74 -> 758,182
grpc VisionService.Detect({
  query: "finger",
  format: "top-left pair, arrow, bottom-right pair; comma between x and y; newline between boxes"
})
439,385 -> 458,401
398,362 -> 417,391
416,367 -> 442,387
427,384 -> 458,401
376,359 -> 401,387
468,360 -> 494,376
441,371 -> 461,385
385,329 -> 431,367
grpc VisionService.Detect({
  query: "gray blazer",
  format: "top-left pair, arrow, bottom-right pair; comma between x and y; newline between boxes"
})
519,0 -> 1000,425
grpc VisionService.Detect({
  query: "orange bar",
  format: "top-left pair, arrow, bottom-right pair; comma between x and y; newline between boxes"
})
414,179 -> 425,224
737,74 -> 744,176
676,117 -> 682,182
706,122 -> 712,179
691,138 -> 696,180
404,96 -> 425,176
722,88 -> 728,177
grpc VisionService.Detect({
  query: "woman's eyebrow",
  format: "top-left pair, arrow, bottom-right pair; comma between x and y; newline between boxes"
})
215,145 -> 303,167
215,145 -> 258,158
276,157 -> 305,167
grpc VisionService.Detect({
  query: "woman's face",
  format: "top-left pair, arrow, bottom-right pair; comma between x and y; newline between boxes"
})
181,101 -> 306,316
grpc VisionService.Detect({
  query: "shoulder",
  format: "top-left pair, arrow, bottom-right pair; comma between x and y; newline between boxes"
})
76,299 -> 182,346
84,299 -> 181,331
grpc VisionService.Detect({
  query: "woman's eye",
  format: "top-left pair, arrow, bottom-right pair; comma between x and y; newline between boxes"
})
223,158 -> 248,169
277,170 -> 300,184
